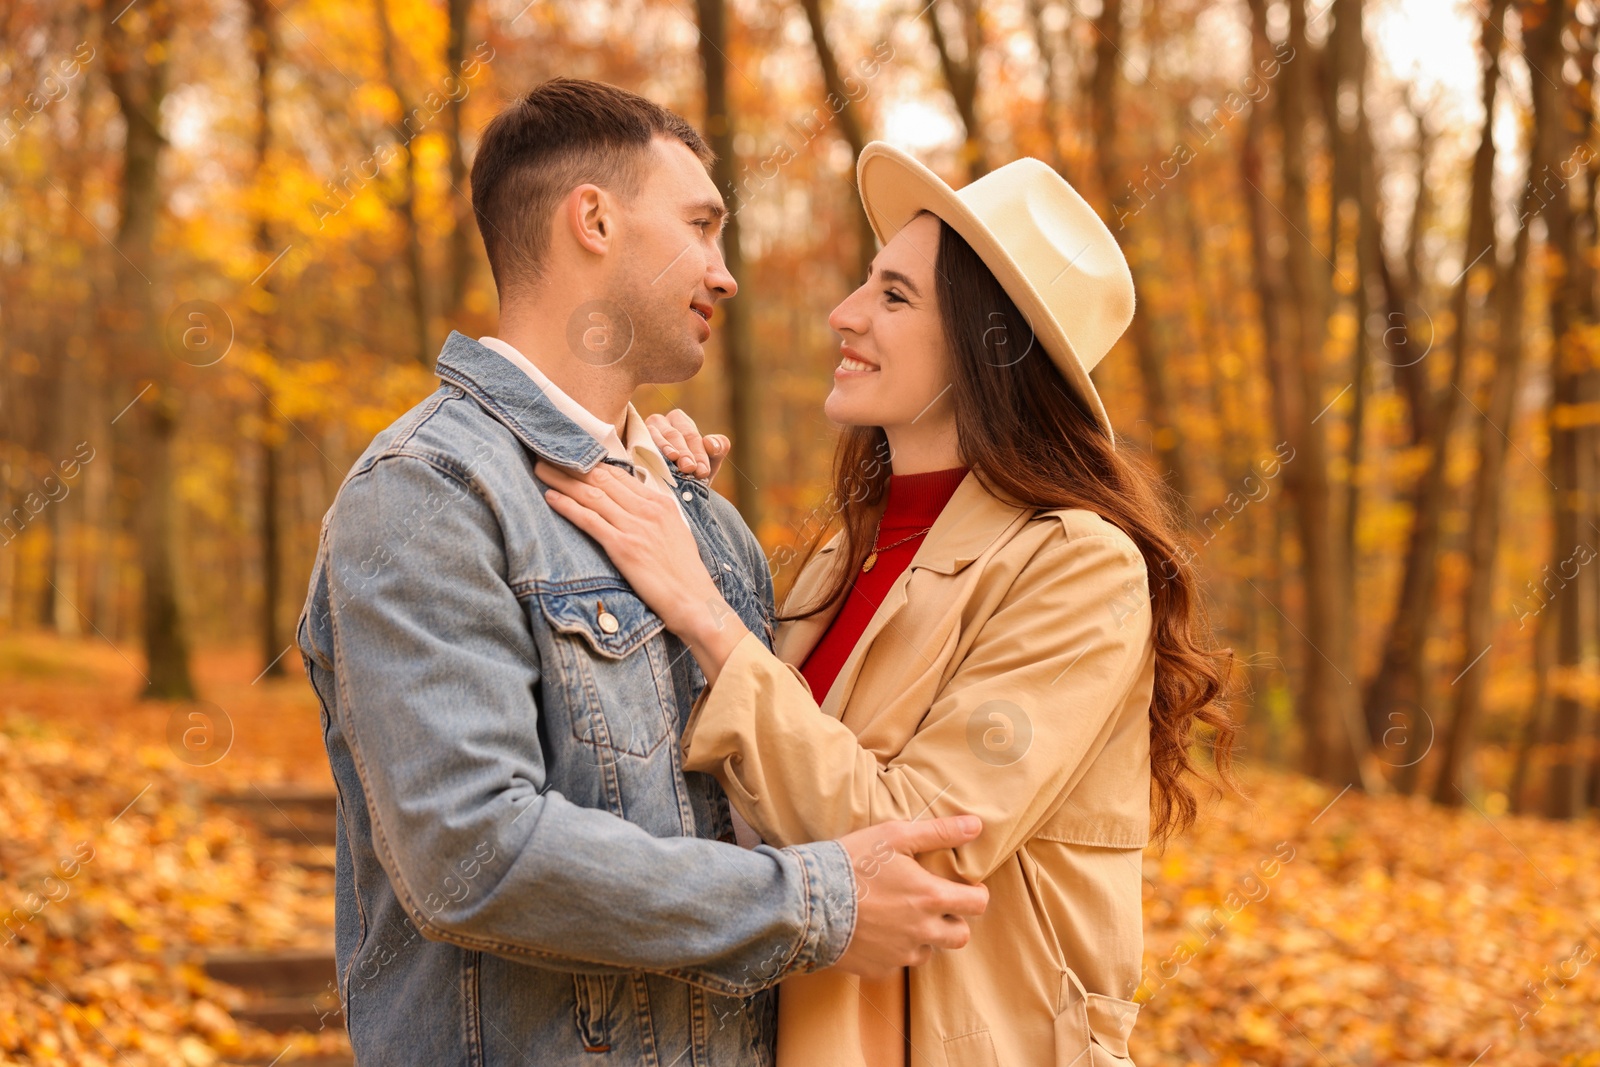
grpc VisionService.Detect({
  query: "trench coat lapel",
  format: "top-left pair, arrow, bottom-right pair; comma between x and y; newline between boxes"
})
771,538 -> 847,668
772,471 -> 1034,719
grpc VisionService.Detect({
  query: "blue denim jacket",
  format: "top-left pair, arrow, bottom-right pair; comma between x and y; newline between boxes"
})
297,331 -> 857,1066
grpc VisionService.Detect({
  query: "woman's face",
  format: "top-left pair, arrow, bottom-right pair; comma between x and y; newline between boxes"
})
823,213 -> 953,431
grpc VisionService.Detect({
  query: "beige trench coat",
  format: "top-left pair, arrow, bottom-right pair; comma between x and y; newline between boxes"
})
681,472 -> 1155,1067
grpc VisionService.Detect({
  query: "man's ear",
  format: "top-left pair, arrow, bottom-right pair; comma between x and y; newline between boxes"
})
566,184 -> 612,256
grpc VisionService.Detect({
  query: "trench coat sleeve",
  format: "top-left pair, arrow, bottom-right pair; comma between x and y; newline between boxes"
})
680,523 -> 1153,885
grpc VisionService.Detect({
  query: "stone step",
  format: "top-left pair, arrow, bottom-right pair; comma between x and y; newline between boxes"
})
209,787 -> 339,845
203,948 -> 337,997
230,995 -> 344,1033
201,796 -> 348,1052
209,786 -> 338,811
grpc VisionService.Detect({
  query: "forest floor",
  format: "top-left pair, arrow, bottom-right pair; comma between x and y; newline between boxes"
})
0,631 -> 1596,1065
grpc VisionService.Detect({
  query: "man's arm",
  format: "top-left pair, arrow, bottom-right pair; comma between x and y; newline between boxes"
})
322,452 -> 853,996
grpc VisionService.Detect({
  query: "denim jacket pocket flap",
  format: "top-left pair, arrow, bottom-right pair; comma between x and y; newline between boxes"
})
534,583 -> 664,659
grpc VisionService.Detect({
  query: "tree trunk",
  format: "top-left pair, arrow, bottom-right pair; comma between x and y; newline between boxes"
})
247,0 -> 287,679
260,396 -> 284,673
105,0 -> 196,700
375,0 -> 433,369
1434,33 -> 1542,804
38,322 -> 67,632
1433,213 -> 1529,805
50,33 -> 98,639
1570,12 -> 1600,815
1025,0 -> 1076,186
1510,609 -> 1555,813
138,394 -> 193,697
1089,0 -> 1191,504
65,36 -> 112,637
1241,4 -> 1321,774
1245,0 -> 1375,789
1530,0 -> 1595,819
1323,0 -> 1374,638
924,0 -> 988,181
1366,0 -> 1508,792
798,0 -> 877,286
46,333 -> 83,636
445,0 -> 475,319
695,0 -> 761,531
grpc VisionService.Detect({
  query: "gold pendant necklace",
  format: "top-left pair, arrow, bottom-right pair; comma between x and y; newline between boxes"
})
861,515 -> 934,573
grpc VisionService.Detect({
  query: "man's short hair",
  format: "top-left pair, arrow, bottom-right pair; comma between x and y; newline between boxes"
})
470,77 -> 714,297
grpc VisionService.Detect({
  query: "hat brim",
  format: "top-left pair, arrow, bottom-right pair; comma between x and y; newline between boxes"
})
855,142 -> 1116,445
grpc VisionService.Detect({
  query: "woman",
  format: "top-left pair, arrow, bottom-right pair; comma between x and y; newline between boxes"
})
534,142 -> 1237,1067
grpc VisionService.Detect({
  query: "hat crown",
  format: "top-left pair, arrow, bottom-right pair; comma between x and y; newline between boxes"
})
954,157 -> 1135,376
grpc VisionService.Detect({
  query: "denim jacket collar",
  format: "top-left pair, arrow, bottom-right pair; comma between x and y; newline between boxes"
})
435,329 -> 612,472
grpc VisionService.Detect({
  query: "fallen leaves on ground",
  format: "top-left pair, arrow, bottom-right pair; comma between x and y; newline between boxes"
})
0,722 -> 346,1066
1134,775 -> 1600,1065
0,635 -> 343,1066
1,634 -> 1597,1065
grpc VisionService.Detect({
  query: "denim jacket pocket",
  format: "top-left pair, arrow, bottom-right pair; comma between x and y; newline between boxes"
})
536,580 -> 663,657
534,581 -> 674,759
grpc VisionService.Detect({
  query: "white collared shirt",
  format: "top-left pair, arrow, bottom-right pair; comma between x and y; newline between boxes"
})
478,335 -> 691,531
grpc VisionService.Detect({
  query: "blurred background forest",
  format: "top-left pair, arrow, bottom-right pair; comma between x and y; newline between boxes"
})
2,0 -> 1599,1063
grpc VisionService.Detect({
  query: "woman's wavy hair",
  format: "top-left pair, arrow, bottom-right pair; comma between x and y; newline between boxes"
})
778,211 -> 1241,843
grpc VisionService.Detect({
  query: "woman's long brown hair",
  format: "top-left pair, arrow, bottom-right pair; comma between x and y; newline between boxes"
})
779,212 -> 1240,844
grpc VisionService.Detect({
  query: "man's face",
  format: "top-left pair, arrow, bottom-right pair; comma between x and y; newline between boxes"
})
604,136 -> 737,385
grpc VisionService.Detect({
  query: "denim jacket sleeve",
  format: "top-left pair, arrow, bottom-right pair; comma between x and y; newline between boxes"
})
320,452 -> 856,996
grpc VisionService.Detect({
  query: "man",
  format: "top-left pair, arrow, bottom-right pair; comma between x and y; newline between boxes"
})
297,77 -> 988,1066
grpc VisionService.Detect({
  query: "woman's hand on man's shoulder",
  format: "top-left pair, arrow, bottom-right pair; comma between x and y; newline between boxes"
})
646,409 -> 730,482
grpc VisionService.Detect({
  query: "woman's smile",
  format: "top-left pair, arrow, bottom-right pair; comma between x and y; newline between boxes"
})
835,344 -> 879,378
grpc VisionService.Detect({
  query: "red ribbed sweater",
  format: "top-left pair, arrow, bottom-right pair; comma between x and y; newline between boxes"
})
799,466 -> 969,701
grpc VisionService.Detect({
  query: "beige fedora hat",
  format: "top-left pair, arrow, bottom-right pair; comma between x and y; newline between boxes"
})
855,141 -> 1135,445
